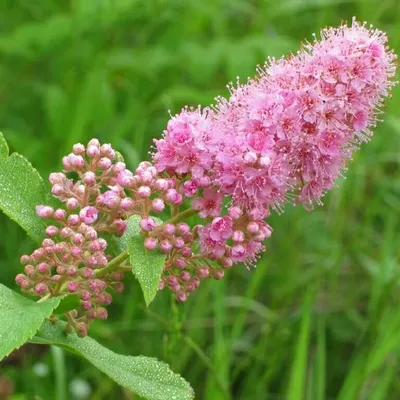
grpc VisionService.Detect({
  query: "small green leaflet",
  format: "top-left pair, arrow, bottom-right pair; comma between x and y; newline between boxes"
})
0,133 -> 47,242
114,215 -> 166,306
33,321 -> 195,400
0,284 -> 62,361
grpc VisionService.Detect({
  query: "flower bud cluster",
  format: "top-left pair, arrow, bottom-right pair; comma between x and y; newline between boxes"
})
16,206 -> 124,336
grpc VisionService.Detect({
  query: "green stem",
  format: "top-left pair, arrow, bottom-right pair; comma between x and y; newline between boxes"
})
95,251 -> 130,277
165,208 -> 197,224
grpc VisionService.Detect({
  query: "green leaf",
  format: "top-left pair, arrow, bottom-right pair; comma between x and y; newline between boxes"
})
53,295 -> 81,315
0,135 -> 47,242
114,215 -> 166,306
0,132 -> 9,159
0,284 -> 62,361
33,321 -> 195,400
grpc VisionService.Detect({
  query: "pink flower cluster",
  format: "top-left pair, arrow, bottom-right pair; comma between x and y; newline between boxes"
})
154,19 -> 397,217
16,20 -> 396,334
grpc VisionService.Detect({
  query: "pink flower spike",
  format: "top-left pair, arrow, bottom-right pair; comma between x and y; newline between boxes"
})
79,207 -> 98,225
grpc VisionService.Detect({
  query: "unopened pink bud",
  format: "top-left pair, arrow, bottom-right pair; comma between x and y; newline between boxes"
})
167,179 -> 176,189
160,240 -> 173,253
221,257 -> 233,268
213,270 -> 225,280
51,184 -> 64,197
198,267 -> 210,278
66,198 -> 79,210
97,293 -> 112,305
174,237 -> 185,249
176,293 -> 187,302
68,214 -> 80,226
37,263 -> 50,274
244,151 -> 258,164
67,281 -> 78,292
117,170 -> 134,187
174,258 -> 186,269
42,238 -> 55,247
247,222 -> 259,234
155,179 -> 168,191
72,234 -> 83,245
138,186 -> 151,198
20,279 -> 31,289
77,323 -> 88,338
259,155 -> 271,167
57,266 -> 66,275
199,176 -> 211,187
88,138 -> 100,147
87,145 -> 100,158
62,156 -> 72,170
165,189 -> 182,204
70,154 -> 85,169
177,223 -> 190,236
54,209 -> 67,220
231,244 -> 245,258
72,143 -> 85,155
144,237 -> 158,250
186,283 -> 196,293
232,230 -> 245,242
46,226 -> 58,237
229,206 -> 243,219
83,171 -> 96,185
97,190 -> 120,208
20,255 -> 31,265
80,268 -> 94,278
114,162 -> 126,173
82,301 -> 92,311
49,172 -> 66,185
140,170 -> 153,184
163,223 -> 176,235
79,207 -> 98,224
180,271 -> 191,282
16,273 -> 27,284
113,219 -> 127,236
98,157 -> 112,170
60,227 -> 73,238
152,198 -> 165,212
181,246 -> 193,258
35,283 -> 47,294
96,308 -> 108,320
36,205 -> 54,218
67,267 -> 78,277
120,197 -> 134,210
80,291 -> 91,301
54,243 -> 66,253
100,143 -> 115,159
140,217 -> 156,232
85,228 -> 98,241
24,265 -> 35,277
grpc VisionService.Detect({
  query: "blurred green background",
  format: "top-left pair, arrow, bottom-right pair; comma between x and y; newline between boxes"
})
1,0 -> 400,399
